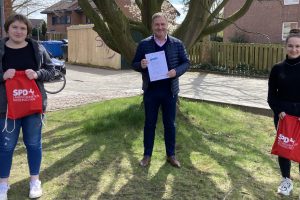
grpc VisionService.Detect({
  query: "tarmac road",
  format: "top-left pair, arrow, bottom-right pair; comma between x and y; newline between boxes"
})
46,64 -> 270,115
46,64 -> 142,111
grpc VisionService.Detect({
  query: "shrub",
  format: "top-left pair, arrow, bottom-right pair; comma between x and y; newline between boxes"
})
190,63 -> 269,78
229,32 -> 249,43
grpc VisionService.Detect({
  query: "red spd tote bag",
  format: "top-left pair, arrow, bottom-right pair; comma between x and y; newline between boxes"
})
271,114 -> 300,163
5,71 -> 43,119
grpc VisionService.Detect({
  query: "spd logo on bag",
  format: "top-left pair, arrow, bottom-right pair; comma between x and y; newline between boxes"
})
12,88 -> 39,101
277,134 -> 297,149
271,114 -> 300,163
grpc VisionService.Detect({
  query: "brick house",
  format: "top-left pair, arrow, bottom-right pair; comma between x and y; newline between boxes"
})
40,0 -> 83,36
223,0 -> 300,44
41,0 -> 179,37
0,0 -> 12,37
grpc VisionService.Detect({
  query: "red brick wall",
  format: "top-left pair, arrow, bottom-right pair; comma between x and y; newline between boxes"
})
70,12 -> 83,25
0,0 -> 12,36
47,14 -> 65,33
4,0 -> 12,19
46,12 -> 84,34
223,1 -> 300,44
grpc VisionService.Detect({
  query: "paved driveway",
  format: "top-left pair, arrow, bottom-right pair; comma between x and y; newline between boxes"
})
179,73 -> 269,109
47,64 -> 269,113
47,64 -> 142,111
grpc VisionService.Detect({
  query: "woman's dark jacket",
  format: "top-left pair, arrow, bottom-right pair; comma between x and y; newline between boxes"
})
268,56 -> 300,117
0,38 -> 55,117
132,35 -> 190,95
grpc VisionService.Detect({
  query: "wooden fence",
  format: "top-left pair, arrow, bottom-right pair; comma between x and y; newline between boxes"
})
189,42 -> 285,72
67,24 -> 121,69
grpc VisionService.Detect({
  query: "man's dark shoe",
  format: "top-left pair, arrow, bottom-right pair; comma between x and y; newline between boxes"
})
139,156 -> 151,167
167,156 -> 181,168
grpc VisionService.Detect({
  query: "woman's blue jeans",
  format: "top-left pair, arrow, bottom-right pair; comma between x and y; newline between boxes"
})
0,114 -> 43,178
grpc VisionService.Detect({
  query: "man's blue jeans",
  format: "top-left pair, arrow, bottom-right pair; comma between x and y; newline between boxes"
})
0,114 -> 43,178
143,87 -> 177,157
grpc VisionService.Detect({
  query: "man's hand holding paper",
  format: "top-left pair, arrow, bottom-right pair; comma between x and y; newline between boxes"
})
145,50 -> 169,82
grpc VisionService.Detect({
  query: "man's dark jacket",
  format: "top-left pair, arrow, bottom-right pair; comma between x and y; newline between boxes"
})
132,35 -> 190,95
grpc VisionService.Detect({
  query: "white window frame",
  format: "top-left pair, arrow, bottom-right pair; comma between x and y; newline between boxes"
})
282,22 -> 298,40
284,0 -> 299,5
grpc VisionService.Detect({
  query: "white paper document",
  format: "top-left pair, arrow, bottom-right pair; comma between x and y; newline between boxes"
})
145,51 -> 169,82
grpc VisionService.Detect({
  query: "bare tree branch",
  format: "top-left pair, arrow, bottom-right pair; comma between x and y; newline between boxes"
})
201,0 -> 254,37
135,0 -> 142,9
12,0 -> 56,17
206,0 -> 229,26
90,0 -> 136,61
129,19 -> 150,37
140,0 -> 164,30
78,0 -> 119,52
173,0 -> 213,49
79,0 -> 255,62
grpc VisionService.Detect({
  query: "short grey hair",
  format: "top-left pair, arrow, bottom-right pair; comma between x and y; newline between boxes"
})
152,12 -> 168,22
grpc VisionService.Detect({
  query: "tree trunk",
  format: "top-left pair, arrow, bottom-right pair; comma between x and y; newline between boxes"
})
79,0 -> 254,63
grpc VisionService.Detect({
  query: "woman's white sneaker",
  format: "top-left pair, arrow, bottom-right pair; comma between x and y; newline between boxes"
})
0,183 -> 9,200
29,180 -> 42,199
277,177 -> 293,196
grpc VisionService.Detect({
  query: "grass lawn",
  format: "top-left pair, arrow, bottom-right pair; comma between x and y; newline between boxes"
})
7,97 -> 300,199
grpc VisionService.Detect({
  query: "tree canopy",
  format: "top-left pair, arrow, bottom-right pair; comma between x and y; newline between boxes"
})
78,0 -> 254,62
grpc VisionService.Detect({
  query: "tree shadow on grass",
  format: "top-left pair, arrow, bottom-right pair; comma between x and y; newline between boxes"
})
9,100 -> 288,199
98,104 -> 281,199
57,107 -> 219,199
8,120 -> 91,199
9,102 -> 145,199
13,121 -> 82,156
175,104 -> 286,199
